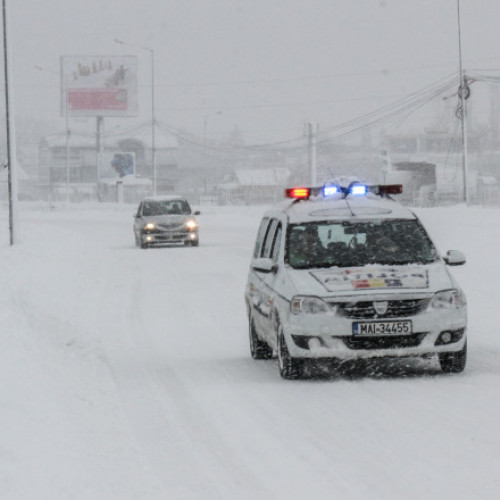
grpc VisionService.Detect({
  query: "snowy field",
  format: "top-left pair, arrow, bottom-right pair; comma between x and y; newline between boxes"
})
1,201 -> 499,500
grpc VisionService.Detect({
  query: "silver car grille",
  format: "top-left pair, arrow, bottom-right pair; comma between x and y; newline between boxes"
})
157,223 -> 184,231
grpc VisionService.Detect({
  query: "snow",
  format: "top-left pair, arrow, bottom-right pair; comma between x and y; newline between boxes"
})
1,201 -> 499,499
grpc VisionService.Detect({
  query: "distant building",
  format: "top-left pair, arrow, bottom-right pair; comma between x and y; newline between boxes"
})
38,128 -> 178,201
217,167 -> 290,205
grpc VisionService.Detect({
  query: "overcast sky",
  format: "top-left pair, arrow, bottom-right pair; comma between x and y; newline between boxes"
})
6,0 -> 500,143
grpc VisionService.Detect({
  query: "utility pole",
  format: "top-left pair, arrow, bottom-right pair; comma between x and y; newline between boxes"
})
113,39 -> 156,195
457,0 -> 469,204
306,122 -> 318,185
35,65 -> 70,201
2,0 -> 17,244
203,111 -> 222,195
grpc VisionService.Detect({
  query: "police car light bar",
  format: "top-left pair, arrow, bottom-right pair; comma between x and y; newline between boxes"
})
285,183 -> 403,200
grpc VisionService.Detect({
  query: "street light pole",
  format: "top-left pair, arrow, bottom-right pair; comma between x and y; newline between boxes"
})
2,0 -> 17,244
114,39 -> 156,195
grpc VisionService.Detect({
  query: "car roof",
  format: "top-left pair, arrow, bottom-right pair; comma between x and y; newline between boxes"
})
141,195 -> 188,203
266,193 -> 416,224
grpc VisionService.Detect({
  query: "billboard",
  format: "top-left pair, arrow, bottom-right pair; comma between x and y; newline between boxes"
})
61,56 -> 138,117
98,152 -> 135,181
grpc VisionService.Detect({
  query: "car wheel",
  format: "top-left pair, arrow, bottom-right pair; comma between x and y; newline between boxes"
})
191,240 -> 199,247
277,328 -> 303,379
249,317 -> 273,360
439,342 -> 467,373
140,241 -> 150,249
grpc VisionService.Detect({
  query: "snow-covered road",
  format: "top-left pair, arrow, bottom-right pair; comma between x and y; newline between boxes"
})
1,202 -> 499,499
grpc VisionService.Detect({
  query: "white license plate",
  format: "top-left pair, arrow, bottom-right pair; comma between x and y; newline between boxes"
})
353,320 -> 412,336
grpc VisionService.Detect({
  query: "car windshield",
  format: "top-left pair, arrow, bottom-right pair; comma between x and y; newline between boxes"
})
286,219 -> 439,269
142,200 -> 191,216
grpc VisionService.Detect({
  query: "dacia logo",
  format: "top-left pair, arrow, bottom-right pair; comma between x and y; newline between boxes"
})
374,301 -> 389,316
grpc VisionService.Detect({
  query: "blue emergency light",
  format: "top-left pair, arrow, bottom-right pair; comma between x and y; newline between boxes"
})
322,185 -> 340,197
350,184 -> 368,196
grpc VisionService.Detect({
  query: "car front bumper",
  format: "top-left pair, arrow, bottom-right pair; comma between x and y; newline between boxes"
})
282,307 -> 467,360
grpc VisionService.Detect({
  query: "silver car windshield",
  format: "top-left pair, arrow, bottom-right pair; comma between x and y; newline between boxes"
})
142,200 -> 191,216
286,219 -> 439,269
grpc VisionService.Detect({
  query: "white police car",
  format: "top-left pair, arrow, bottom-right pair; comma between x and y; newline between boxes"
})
245,181 -> 467,379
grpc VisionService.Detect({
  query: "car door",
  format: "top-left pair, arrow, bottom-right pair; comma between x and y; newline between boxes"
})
253,218 -> 283,344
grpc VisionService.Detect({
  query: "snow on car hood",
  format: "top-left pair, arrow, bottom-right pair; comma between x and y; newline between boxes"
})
142,214 -> 192,226
286,263 -> 454,296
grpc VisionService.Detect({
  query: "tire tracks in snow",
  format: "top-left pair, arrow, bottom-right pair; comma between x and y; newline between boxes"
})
99,266 -> 273,500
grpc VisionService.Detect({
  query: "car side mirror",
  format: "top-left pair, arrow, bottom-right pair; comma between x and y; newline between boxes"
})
443,250 -> 466,266
133,213 -> 140,219
193,210 -> 201,216
251,257 -> 277,273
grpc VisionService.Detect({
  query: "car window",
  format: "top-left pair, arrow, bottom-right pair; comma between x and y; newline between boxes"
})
261,219 -> 278,258
286,219 -> 438,269
142,200 -> 191,216
270,223 -> 282,262
253,217 -> 270,258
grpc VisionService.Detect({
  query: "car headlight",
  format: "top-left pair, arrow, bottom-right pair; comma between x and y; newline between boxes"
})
144,223 -> 156,230
430,289 -> 466,310
186,219 -> 198,230
291,295 -> 334,315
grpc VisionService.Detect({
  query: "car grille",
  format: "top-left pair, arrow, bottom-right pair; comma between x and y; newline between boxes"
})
332,298 -> 431,319
157,223 -> 185,231
343,332 -> 427,350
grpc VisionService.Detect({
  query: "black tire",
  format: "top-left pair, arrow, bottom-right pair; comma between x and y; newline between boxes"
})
277,329 -> 303,379
191,240 -> 199,247
439,342 -> 467,373
140,241 -> 150,249
249,317 -> 273,360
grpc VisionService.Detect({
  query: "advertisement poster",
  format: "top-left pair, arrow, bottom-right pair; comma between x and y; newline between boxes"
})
61,55 -> 138,117
98,152 -> 135,181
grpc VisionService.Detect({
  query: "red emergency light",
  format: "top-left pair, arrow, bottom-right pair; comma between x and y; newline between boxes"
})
377,184 -> 403,195
285,187 -> 311,199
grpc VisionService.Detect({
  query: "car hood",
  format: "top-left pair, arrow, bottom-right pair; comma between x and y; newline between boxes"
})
285,262 -> 455,298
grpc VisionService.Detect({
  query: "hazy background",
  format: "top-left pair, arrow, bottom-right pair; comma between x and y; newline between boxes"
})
6,0 -> 500,145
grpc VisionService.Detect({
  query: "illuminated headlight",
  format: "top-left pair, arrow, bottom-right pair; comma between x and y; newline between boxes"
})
144,223 -> 156,230
430,289 -> 466,310
185,219 -> 198,230
291,295 -> 334,315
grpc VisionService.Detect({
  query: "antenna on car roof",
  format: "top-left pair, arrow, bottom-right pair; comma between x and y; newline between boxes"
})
343,181 -> 357,216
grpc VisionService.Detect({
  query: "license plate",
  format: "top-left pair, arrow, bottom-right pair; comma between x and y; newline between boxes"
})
353,320 -> 412,336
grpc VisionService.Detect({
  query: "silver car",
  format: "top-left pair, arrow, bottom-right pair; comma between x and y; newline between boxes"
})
133,196 -> 200,248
